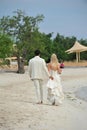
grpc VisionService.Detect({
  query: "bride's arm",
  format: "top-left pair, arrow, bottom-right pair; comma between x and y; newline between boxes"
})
57,64 -> 62,74
47,63 -> 51,72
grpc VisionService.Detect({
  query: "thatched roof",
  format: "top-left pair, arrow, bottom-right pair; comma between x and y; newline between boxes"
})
5,57 -> 17,60
66,41 -> 87,54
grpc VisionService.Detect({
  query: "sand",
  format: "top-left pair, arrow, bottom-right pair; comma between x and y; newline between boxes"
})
0,67 -> 87,130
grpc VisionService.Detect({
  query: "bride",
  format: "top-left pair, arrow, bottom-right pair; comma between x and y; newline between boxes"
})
47,53 -> 64,106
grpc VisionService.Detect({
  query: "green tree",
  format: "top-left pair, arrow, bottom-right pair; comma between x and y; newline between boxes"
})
0,34 -> 13,58
52,33 -> 77,61
0,9 -> 44,73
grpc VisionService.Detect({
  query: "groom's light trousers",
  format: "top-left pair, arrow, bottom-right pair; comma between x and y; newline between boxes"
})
33,79 -> 43,102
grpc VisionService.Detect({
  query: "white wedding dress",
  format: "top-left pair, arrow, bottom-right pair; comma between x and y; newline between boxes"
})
47,70 -> 64,105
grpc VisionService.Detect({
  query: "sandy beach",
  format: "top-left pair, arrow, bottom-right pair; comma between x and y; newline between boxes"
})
0,67 -> 87,130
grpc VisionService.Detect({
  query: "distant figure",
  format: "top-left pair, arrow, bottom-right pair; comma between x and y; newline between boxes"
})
28,50 -> 53,104
47,54 -> 64,105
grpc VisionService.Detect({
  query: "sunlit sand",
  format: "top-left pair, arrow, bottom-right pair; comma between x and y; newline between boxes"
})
0,65 -> 87,130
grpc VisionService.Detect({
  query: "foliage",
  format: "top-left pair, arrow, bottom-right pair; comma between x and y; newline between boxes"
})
0,9 -> 87,67
0,9 -> 44,56
0,34 -> 13,58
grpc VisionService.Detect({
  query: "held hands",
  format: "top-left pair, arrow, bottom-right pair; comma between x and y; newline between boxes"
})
49,76 -> 54,80
58,68 -> 62,74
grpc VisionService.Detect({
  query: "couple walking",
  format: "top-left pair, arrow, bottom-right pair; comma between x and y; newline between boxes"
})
28,50 -> 64,106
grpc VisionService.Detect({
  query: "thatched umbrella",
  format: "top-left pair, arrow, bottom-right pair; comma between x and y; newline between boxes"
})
65,41 -> 87,62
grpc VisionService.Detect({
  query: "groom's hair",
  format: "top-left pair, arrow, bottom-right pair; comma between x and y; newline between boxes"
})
34,49 -> 40,56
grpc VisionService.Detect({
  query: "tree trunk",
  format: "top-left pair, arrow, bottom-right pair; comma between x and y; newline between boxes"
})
17,56 -> 25,74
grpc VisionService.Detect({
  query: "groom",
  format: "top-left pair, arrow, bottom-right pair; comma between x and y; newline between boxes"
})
28,49 -> 53,104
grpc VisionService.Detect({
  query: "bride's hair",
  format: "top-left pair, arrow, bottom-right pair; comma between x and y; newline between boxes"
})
51,53 -> 59,64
